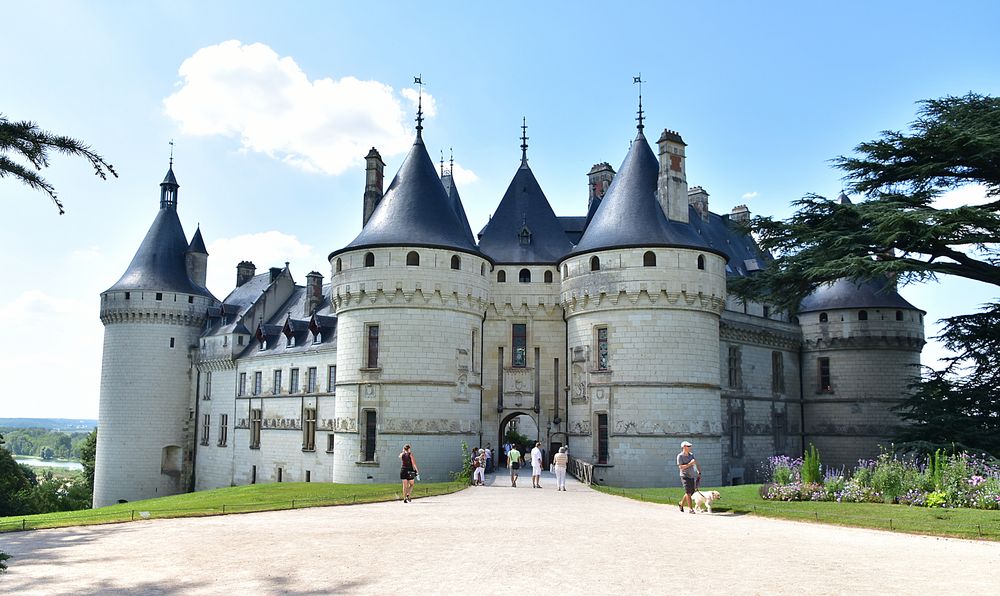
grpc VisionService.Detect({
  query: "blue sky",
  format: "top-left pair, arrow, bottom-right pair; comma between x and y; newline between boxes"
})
2,1 -> 998,418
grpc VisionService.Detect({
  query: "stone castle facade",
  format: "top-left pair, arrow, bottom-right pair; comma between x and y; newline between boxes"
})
93,116 -> 925,507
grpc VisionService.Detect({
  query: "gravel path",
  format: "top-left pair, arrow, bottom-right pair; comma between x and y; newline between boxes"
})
2,472 -> 998,595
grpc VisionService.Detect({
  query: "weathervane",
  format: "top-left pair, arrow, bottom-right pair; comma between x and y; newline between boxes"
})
633,73 -> 645,133
440,149 -> 445,176
520,117 -> 529,165
414,75 -> 424,137
169,139 -> 175,168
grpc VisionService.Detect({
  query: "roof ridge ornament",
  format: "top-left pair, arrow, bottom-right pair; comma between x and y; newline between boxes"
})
633,74 -> 645,135
414,75 -> 424,139
520,117 -> 529,166
169,139 -> 175,168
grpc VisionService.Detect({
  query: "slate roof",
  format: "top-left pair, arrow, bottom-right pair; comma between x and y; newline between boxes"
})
331,136 -> 481,259
798,277 -> 921,314
687,210 -> 771,277
106,204 -> 215,298
567,132 -> 723,259
478,163 -> 574,264
188,226 -> 208,254
441,172 -> 477,247
558,216 -> 588,245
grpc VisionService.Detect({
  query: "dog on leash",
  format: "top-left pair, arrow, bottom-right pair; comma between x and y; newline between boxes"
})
691,490 -> 721,513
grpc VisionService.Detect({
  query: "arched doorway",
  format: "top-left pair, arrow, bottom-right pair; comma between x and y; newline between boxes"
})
498,410 -> 537,468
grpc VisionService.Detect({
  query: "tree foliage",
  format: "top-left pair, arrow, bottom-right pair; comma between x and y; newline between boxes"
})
0,114 -> 117,214
732,93 -> 1000,456
80,428 -> 97,497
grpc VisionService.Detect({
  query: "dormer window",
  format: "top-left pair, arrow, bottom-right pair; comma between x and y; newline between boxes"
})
287,335 -> 296,348
858,310 -> 868,321
518,226 -> 532,246
819,313 -> 828,323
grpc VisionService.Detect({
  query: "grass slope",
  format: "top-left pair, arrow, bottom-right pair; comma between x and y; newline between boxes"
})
594,484 -> 1000,541
0,481 -> 465,533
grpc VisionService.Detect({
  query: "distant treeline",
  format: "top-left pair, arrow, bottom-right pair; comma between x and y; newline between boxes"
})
0,427 -> 94,461
0,418 -> 97,431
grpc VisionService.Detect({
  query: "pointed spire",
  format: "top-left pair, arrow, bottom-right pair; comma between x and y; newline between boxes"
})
520,117 -> 529,167
414,75 -> 424,139
160,141 -> 179,210
440,149 -> 445,177
450,148 -> 454,174
633,74 -> 645,135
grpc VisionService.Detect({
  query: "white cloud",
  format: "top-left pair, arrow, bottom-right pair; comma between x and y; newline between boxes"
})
741,191 -> 759,201
933,184 -> 990,209
163,40 -> 432,175
450,162 -> 479,185
400,87 -> 437,118
206,231 -> 322,298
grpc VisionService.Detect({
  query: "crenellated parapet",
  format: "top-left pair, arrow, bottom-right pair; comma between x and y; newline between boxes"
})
100,290 -> 213,327
720,317 -> 801,351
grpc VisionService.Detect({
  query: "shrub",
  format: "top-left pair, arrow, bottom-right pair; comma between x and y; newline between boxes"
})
450,442 -> 473,483
765,455 -> 802,485
870,450 -> 908,503
0,549 -> 9,574
801,444 -> 822,485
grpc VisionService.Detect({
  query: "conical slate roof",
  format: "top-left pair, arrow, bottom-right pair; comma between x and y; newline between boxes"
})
106,206 -> 214,297
442,172 -> 476,247
568,132 -> 719,258
798,276 -> 921,314
188,226 -> 208,254
332,137 -> 480,257
478,163 -> 573,263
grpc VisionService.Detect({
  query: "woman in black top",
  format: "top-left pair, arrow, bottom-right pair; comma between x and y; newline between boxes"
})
399,444 -> 419,503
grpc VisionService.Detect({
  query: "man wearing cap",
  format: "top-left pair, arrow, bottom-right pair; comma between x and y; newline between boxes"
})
677,441 -> 700,513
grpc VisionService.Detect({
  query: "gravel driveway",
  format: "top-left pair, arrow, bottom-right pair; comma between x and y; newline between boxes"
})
2,472 -> 998,595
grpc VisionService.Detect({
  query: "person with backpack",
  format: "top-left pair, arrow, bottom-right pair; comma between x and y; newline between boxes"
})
508,445 -> 522,487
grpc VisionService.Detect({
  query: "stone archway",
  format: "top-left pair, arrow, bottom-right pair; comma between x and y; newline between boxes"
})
498,410 -> 537,468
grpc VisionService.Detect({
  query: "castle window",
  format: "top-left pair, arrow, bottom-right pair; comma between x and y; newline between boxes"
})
562,265 -> 568,280
728,346 -> 743,390
697,255 -> 706,270
277,468 -> 282,482
327,434 -> 335,453
306,471 -> 311,482
251,465 -> 257,484
858,310 -> 868,321
253,371 -> 262,396
518,226 -> 532,245
771,351 -> 784,394
362,409 -> 377,462
169,337 -> 175,349
250,409 -> 262,449
818,357 -> 832,392
590,256 -> 600,271
497,270 -> 506,283
273,369 -> 282,395
201,414 -> 210,446
156,292 -> 163,301
290,368 -> 300,393
519,268 -> 531,283
451,255 -> 461,270
367,324 -> 380,368
218,414 -> 228,447
188,296 -> 194,304
303,408 -> 317,451
596,413 -> 609,464
238,335 -> 244,346
773,411 -> 787,452
364,252 -> 375,267
239,372 -> 247,396
336,258 -> 342,273
307,367 -> 318,393
596,327 -> 609,371
406,251 -> 420,266
729,410 -> 744,458
819,312 -> 828,323
643,251 -> 656,267
896,310 -> 904,321
287,334 -> 295,348
512,323 -> 527,368
328,365 -> 337,393
544,270 -> 553,283
204,371 -> 212,399
125,292 -> 130,300
481,263 -> 486,276
763,305 -> 771,319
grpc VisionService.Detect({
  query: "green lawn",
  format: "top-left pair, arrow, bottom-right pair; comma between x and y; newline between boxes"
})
0,481 -> 466,533
593,484 -> 1000,541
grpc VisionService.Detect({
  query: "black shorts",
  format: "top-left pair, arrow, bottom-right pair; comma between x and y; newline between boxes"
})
401,469 -> 416,481
682,477 -> 696,495
511,462 -> 520,470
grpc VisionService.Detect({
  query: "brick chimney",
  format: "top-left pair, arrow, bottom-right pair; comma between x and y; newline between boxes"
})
236,261 -> 256,287
304,271 -> 324,316
363,147 -> 386,226
730,204 -> 750,223
657,129 -> 688,223
688,186 -> 710,221
587,162 -> 615,216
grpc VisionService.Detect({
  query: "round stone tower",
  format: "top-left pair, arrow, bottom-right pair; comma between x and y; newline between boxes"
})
94,165 -> 217,507
329,125 -> 491,483
560,127 -> 728,487
797,276 -> 925,469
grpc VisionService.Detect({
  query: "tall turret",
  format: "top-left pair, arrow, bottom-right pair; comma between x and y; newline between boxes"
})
94,163 -> 217,507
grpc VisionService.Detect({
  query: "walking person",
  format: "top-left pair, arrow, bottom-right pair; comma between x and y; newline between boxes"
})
531,441 -> 544,488
484,443 -> 493,474
676,441 -> 700,513
553,446 -> 569,491
508,444 -> 522,487
473,448 -> 486,486
399,444 -> 419,503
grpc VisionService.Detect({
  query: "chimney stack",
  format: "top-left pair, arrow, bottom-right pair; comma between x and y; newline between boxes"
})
730,204 -> 750,223
586,162 -> 615,217
304,271 -> 324,316
236,261 -> 256,288
688,186 -> 710,221
363,147 -> 386,226
657,129 -> 689,223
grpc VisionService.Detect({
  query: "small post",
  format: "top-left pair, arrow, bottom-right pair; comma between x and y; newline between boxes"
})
222,504 -> 226,513
889,519 -> 893,530
814,511 -> 818,521
292,499 -> 296,508
22,519 -> 26,530
131,510 -> 135,521
978,524 -> 982,537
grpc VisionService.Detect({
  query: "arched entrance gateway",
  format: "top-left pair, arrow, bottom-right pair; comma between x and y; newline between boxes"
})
498,410 -> 539,468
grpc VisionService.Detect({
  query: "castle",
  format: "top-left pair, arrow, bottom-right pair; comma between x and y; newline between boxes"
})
93,110 -> 925,507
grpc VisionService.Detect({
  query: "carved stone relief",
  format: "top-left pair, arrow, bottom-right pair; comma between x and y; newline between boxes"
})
571,364 -> 588,404
333,417 -> 358,432
456,374 -> 469,401
571,419 -> 592,434
381,417 -> 480,434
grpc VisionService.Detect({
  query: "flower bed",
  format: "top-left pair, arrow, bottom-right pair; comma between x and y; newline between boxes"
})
760,448 -> 1000,510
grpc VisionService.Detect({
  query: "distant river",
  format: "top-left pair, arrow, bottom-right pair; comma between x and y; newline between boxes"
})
15,457 -> 83,471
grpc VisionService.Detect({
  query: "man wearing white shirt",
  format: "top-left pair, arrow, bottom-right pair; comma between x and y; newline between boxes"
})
530,441 -> 544,488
